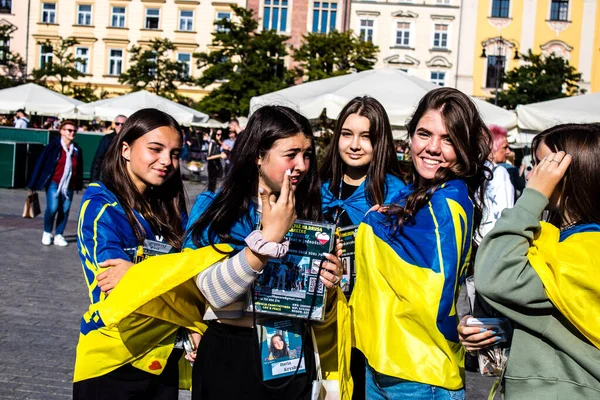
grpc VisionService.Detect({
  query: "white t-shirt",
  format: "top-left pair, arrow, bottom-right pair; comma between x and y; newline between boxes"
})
477,161 -> 515,242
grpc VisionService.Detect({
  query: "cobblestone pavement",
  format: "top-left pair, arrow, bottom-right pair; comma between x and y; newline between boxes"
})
0,183 -> 494,399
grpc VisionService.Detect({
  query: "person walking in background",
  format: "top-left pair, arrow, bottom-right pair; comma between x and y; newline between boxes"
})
205,129 -> 225,192
28,120 -> 84,247
221,120 -> 239,175
14,109 -> 29,129
351,88 -> 491,399
478,124 -> 515,240
90,115 -> 127,182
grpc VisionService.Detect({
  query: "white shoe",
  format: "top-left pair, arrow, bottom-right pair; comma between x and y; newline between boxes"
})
53,234 -> 68,247
42,232 -> 52,246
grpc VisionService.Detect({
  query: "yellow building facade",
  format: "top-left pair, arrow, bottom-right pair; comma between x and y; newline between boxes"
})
458,0 -> 599,99
26,0 -> 243,101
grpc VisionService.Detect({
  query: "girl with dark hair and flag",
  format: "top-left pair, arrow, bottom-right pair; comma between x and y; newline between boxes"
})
350,88 -> 492,399
461,123 -> 600,399
73,109 -> 195,399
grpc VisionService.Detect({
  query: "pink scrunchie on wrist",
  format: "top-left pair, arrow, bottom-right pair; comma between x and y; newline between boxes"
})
245,230 -> 290,258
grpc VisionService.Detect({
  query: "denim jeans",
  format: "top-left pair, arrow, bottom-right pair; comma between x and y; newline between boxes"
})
365,364 -> 465,400
44,181 -> 74,235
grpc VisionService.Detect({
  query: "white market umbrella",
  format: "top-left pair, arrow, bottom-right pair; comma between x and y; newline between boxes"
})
192,118 -> 227,128
0,83 -> 84,116
516,92 -> 600,132
76,90 -> 209,126
250,69 -> 517,137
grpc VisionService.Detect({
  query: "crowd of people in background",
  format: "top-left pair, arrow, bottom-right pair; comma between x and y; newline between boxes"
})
17,87 -> 599,399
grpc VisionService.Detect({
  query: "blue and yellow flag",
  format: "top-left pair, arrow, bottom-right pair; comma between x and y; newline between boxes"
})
528,222 -> 600,350
350,180 -> 473,390
74,245 -> 231,383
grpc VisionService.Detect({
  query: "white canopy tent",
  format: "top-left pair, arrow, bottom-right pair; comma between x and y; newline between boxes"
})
250,69 -> 517,139
0,83 -> 84,117
192,118 -> 227,128
76,90 -> 209,125
516,92 -> 600,132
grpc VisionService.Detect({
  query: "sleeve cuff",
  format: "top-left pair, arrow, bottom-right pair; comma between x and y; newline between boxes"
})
515,188 -> 549,219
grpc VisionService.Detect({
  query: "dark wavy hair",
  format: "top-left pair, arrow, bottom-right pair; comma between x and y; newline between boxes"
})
269,334 -> 289,359
393,88 -> 492,233
320,96 -> 402,205
188,105 -> 322,250
101,108 -> 187,248
531,123 -> 600,227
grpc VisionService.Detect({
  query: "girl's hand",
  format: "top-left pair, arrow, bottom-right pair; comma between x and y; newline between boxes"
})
184,332 -> 202,363
458,315 -> 503,352
367,204 -> 389,214
260,172 -> 297,243
97,258 -> 134,294
320,239 -> 343,289
527,151 -> 572,199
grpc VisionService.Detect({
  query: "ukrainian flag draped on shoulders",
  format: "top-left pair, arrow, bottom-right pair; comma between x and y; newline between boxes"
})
321,174 -> 405,225
528,222 -> 600,350
74,183 -> 231,385
350,179 -> 473,390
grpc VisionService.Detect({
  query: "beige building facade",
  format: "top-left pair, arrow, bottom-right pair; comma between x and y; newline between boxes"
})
456,0 -> 600,99
0,1 -> 29,68
26,0 -> 244,101
349,0 -> 461,87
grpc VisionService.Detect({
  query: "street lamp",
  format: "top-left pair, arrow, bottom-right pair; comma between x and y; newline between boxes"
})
481,36 -> 520,105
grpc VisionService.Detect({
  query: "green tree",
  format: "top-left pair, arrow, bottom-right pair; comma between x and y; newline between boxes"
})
494,50 -> 583,109
119,38 -> 192,102
194,6 -> 292,120
70,82 -> 109,103
293,31 -> 379,81
0,24 -> 27,89
31,38 -> 85,94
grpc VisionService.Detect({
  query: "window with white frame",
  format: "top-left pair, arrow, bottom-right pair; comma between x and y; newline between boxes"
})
430,71 -> 446,86
39,44 -> 53,68
178,53 -> 192,77
145,8 -> 160,30
0,0 -> 12,14
312,2 -> 337,34
359,19 -> 374,43
436,0 -> 451,4
486,55 -> 505,88
179,10 -> 194,31
491,0 -> 510,18
75,47 -> 89,74
433,24 -> 448,48
395,22 -> 411,47
216,11 -> 232,32
111,6 -> 126,28
41,3 -> 56,24
77,4 -> 92,26
263,0 -> 288,32
108,49 -> 123,76
550,0 -> 568,21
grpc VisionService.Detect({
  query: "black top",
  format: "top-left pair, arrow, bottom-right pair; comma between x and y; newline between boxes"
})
336,181 -> 359,227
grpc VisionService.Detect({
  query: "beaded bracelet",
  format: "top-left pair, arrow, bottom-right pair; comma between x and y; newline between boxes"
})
245,230 -> 290,258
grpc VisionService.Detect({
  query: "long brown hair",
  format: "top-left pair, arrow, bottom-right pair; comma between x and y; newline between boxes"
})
319,96 -> 402,205
101,108 -> 187,248
188,105 -> 322,250
531,123 -> 600,227
393,88 -> 492,232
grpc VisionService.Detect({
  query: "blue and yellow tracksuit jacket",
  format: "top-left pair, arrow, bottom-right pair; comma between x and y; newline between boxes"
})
74,182 -> 229,384
350,179 -> 473,390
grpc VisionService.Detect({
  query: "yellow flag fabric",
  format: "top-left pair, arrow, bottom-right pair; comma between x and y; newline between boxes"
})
313,287 -> 353,400
350,181 -> 473,391
528,222 -> 600,350
74,245 -> 231,383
